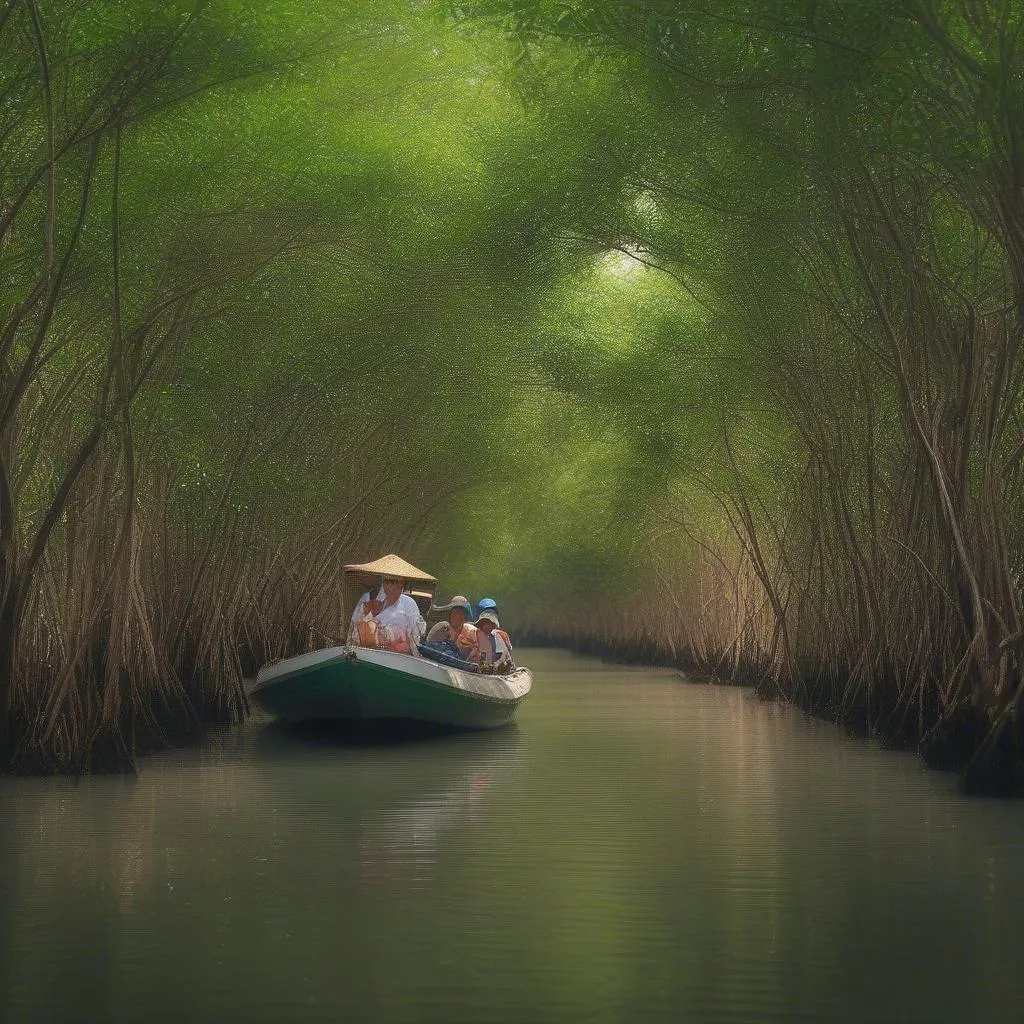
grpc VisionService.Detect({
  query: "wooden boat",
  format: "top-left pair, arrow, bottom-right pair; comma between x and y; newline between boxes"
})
251,553 -> 531,729
251,645 -> 532,729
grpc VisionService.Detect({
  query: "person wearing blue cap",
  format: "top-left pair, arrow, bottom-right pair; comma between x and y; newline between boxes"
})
475,597 -> 514,660
473,609 -> 514,672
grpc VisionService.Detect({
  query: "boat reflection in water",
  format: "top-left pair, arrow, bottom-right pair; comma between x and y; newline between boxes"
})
357,751 -> 508,885
254,718 -> 527,887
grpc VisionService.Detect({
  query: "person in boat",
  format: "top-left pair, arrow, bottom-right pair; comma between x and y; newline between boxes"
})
474,609 -> 514,672
425,595 -> 478,659
347,587 -> 384,640
349,575 -> 426,654
477,597 -> 514,659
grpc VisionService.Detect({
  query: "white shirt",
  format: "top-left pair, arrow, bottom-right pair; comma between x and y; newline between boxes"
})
374,593 -> 426,649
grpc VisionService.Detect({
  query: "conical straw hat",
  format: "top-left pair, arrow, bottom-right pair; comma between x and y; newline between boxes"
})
341,554 -> 437,628
343,554 -> 436,584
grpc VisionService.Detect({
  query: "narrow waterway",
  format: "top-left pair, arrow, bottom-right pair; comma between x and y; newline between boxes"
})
1,649 -> 1022,1023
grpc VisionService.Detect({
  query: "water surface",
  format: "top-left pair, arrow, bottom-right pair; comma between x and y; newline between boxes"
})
2,649 -> 1022,1022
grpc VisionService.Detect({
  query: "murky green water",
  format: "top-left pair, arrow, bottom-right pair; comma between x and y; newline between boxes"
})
2,649 -> 1023,1023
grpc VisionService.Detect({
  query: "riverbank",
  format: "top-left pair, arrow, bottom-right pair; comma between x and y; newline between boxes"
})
518,632 -> 1024,798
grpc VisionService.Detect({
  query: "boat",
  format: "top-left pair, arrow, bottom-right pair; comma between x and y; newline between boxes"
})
252,645 -> 531,728
250,554 -> 532,729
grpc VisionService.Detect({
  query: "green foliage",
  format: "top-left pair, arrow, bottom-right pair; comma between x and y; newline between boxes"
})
6,0 -> 1024,777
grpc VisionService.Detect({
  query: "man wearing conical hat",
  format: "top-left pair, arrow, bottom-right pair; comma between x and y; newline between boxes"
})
373,574 -> 426,654
348,572 -> 426,654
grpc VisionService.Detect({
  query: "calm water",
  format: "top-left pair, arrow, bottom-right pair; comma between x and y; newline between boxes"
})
2,648 -> 1023,1023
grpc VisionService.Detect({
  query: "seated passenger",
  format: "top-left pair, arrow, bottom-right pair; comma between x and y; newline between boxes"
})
473,609 -> 514,672
425,595 -> 478,659
476,597 -> 514,660
346,585 -> 383,646
349,575 -> 425,654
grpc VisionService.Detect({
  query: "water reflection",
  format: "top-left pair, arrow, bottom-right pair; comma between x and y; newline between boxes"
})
1,650 -> 1023,1024
254,720 -> 527,886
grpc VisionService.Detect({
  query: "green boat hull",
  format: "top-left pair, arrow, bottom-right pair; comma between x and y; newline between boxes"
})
252,647 -> 530,730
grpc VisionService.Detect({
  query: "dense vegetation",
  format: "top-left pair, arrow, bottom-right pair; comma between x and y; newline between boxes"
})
2,0 -> 1023,792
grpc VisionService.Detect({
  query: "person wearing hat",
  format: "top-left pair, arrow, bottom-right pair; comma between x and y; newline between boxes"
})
474,608 -> 514,671
476,597 -> 514,660
425,595 -> 478,658
349,574 -> 425,654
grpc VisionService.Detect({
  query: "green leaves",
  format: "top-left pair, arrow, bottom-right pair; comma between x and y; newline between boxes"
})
7,0 -> 1024,738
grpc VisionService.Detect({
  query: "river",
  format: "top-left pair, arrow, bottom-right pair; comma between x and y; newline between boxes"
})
1,648 -> 1022,1023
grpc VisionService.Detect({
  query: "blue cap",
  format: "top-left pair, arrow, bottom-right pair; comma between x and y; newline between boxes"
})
477,597 -> 497,612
